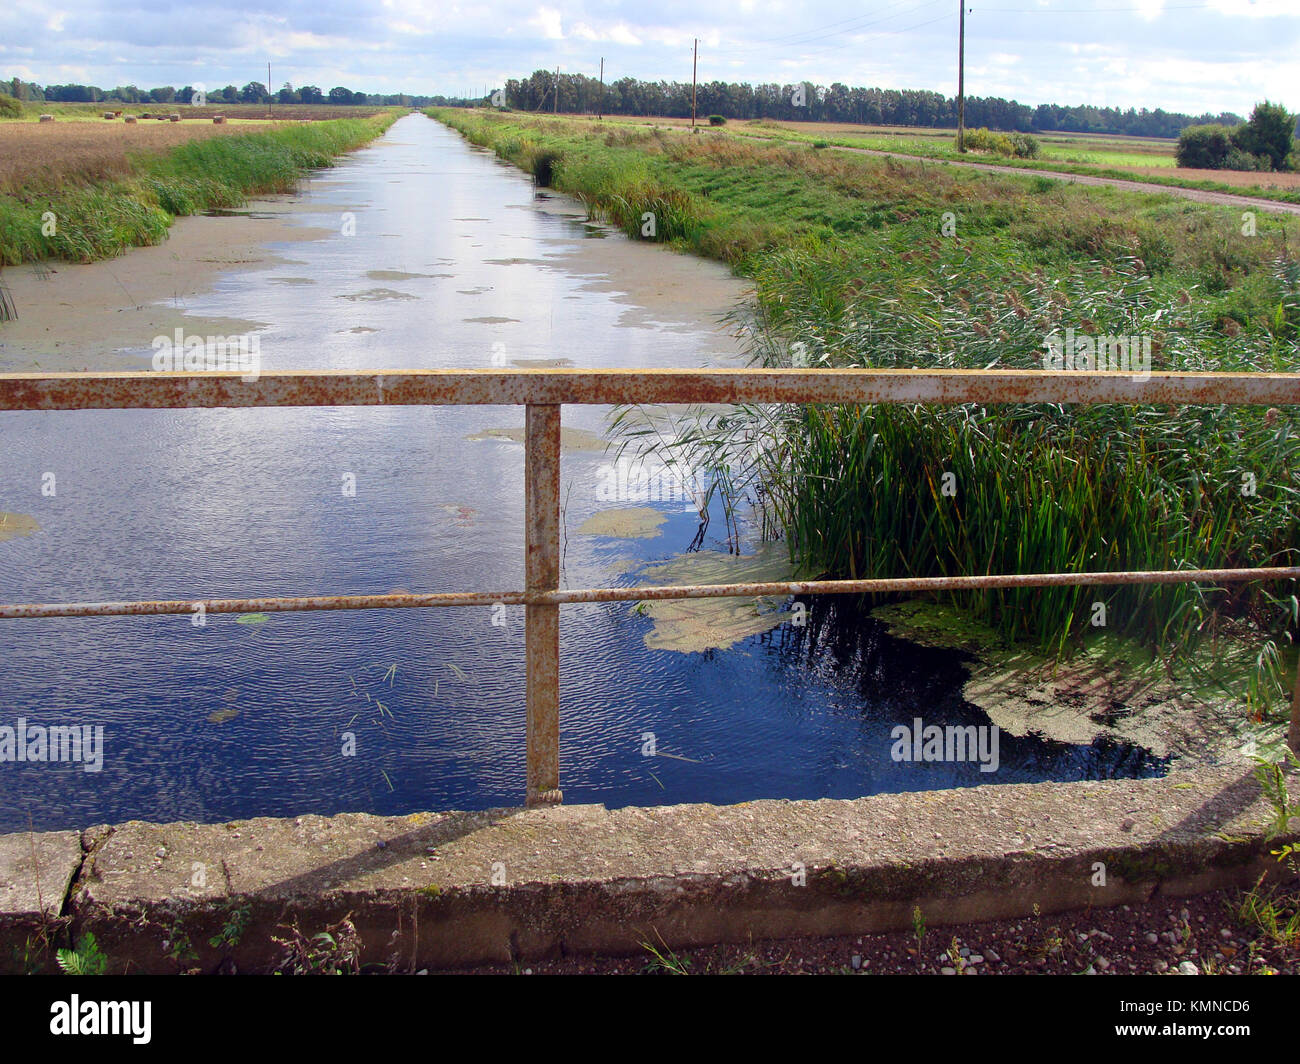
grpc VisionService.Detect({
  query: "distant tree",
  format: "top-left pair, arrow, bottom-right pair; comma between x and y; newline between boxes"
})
327,86 -> 354,105
240,81 -> 267,104
148,86 -> 175,103
277,82 -> 297,104
299,84 -> 323,104
1234,100 -> 1297,171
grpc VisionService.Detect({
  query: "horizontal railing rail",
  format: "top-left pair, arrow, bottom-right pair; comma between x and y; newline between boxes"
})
3,367 -> 1299,802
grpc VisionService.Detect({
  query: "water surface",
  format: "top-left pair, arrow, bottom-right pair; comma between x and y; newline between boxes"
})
0,116 -> 1164,832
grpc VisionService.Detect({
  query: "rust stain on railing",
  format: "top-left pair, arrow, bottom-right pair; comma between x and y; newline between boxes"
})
3,366 -> 1299,798
3,367 -> 1300,411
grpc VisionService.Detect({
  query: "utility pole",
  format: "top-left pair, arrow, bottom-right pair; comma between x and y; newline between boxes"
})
691,39 -> 698,129
957,2 -> 966,152
267,61 -> 273,119
554,66 -> 559,115
598,57 -> 604,121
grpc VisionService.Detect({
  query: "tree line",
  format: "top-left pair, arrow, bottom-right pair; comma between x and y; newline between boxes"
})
6,67 -> 1253,140
502,70 -> 1243,139
3,77 -> 468,109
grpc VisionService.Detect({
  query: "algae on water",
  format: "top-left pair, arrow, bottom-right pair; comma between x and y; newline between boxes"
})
466,426 -> 608,452
0,513 -> 39,544
578,507 -> 667,539
871,599 -> 1272,762
634,543 -> 799,653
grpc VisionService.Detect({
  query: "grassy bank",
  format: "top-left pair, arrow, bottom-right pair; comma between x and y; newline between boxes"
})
0,112 -> 397,265
440,108 -> 1300,716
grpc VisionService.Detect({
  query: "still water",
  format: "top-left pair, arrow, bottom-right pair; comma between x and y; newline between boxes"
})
0,116 -> 1164,832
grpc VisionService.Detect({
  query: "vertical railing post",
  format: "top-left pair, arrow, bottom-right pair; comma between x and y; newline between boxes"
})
524,403 -> 563,806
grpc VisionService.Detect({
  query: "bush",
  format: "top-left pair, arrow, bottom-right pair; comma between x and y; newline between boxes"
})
1224,146 -> 1270,172
1175,124 -> 1235,169
961,127 -> 1039,159
0,94 -> 22,119
529,149 -> 561,187
707,114 -> 726,126
1008,132 -> 1041,159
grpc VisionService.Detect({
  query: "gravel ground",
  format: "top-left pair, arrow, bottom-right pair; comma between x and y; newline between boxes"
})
432,882 -> 1300,975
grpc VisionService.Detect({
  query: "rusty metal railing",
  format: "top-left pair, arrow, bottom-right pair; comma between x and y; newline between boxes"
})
2,367 -> 1299,802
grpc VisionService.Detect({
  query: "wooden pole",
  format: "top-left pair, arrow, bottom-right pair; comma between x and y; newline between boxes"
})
554,67 -> 559,115
598,57 -> 604,121
267,62 -> 272,120
691,39 -> 698,129
957,3 -> 966,152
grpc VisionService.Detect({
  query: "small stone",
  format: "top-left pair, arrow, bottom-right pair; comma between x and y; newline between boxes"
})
416,969 -> 428,975
1120,818 -> 1135,832
969,954 -> 984,965
1095,956 -> 1110,970
1153,959 -> 1168,972
984,950 -> 1000,963
523,968 -> 532,975
1077,933 -> 1088,943
959,947 -> 970,958
940,967 -> 957,975
1178,961 -> 1199,975
155,847 -> 166,859
1220,928 -> 1233,939
1145,933 -> 1159,945
851,955 -> 862,970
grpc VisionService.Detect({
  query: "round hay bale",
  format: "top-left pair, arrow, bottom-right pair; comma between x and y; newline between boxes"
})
124,115 -> 137,124
102,112 -> 115,120
168,113 -> 180,122
212,115 -> 226,124
39,114 -> 54,123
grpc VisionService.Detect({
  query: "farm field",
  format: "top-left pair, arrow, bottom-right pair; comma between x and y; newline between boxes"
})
7,100 -> 391,122
572,112 -> 1300,198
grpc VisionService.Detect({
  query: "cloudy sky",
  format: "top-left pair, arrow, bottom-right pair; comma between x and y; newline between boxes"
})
2,0 -> 1296,116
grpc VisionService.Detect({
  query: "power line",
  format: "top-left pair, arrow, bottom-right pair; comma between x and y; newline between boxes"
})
977,3 -> 1212,11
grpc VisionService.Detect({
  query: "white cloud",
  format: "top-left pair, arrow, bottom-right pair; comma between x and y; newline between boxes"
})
530,6 -> 564,41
